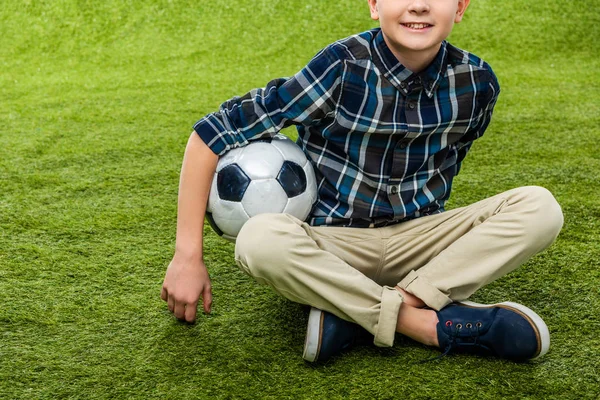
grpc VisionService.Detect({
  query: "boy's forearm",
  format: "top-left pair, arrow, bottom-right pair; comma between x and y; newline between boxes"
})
174,132 -> 218,261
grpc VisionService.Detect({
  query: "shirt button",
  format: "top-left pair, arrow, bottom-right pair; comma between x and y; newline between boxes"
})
400,81 -> 407,89
390,185 -> 399,195
407,101 -> 416,110
398,140 -> 408,149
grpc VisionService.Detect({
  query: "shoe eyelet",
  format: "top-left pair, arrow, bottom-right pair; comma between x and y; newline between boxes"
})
456,323 -> 462,329
476,322 -> 483,328
445,321 -> 453,327
466,323 -> 473,329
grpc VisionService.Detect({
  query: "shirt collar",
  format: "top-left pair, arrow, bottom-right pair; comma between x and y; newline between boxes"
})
371,28 -> 447,98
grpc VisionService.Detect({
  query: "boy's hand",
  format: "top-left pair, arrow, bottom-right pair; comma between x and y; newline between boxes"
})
161,254 -> 212,323
162,132 -> 217,323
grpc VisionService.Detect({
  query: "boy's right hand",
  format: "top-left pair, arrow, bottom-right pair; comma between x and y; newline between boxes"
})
162,132 -> 218,323
161,254 -> 212,323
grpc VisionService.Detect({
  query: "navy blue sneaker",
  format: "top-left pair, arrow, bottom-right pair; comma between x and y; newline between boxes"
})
436,301 -> 550,361
303,307 -> 369,362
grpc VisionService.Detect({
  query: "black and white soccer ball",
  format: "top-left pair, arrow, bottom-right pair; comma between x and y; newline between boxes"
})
206,134 -> 317,241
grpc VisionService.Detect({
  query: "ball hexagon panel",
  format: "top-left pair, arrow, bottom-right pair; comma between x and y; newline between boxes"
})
207,172 -> 220,213
303,162 -> 318,202
216,146 -> 242,172
241,179 -> 288,216
283,191 -> 314,221
276,161 -> 307,198
216,164 -> 251,202
282,161 -> 318,221
235,142 -> 284,180
208,199 -> 250,239
205,212 -> 224,236
270,136 -> 309,168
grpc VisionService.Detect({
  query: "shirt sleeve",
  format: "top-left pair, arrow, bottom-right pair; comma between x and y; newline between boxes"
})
464,64 -> 501,143
455,64 -> 500,166
193,46 -> 344,156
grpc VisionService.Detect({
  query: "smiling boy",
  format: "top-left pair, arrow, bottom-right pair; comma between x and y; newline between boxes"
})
161,0 -> 563,362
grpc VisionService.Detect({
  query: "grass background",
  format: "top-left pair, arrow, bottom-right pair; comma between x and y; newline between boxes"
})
1,0 -> 599,398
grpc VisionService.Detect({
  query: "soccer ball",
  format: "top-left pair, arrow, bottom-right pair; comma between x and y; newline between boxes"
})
206,134 -> 317,242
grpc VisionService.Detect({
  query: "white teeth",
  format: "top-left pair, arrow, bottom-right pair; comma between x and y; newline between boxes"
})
405,23 -> 429,29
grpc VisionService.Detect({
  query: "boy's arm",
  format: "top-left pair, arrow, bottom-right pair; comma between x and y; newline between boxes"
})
456,68 -> 500,163
161,46 -> 344,321
161,132 -> 218,322
194,46 -> 343,157
462,67 -> 500,143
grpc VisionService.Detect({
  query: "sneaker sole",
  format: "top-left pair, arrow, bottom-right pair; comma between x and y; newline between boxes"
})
303,308 -> 324,362
458,300 -> 550,359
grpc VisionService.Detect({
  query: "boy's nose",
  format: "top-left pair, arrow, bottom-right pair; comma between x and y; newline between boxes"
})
408,0 -> 430,14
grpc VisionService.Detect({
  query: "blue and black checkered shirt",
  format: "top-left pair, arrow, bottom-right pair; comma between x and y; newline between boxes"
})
194,28 -> 500,228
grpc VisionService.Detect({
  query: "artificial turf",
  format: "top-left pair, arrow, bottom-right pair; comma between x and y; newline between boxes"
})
1,0 -> 599,398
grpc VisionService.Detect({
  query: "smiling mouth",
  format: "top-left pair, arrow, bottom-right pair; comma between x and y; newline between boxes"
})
401,23 -> 432,30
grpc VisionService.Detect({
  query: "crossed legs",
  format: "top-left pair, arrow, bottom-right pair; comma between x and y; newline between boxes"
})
234,186 -> 563,353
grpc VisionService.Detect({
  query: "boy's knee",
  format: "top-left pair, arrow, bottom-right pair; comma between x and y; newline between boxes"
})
235,213 -> 302,276
518,186 -> 564,243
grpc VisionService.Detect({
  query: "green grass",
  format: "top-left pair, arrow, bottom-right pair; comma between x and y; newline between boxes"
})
1,0 -> 599,398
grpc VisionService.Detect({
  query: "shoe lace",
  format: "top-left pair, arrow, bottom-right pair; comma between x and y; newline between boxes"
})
418,321 -> 487,364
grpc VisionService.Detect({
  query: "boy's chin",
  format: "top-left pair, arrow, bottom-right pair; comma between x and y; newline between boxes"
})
392,40 -> 443,55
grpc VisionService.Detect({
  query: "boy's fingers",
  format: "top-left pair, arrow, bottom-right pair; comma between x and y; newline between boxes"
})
185,303 -> 198,323
203,287 -> 213,314
174,302 -> 186,320
160,287 -> 168,301
167,295 -> 175,313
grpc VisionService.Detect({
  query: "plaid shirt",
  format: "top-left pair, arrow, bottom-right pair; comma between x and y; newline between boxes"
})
194,28 -> 500,227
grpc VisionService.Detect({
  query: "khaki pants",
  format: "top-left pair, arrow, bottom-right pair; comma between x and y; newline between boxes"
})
234,186 -> 563,347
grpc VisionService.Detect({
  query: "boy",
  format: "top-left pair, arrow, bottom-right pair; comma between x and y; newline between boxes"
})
161,0 -> 563,362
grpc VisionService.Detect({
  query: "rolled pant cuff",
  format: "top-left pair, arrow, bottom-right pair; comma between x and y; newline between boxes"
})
373,286 -> 403,347
398,271 -> 452,311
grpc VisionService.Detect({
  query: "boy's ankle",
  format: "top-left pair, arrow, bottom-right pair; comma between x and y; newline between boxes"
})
396,304 -> 440,347
424,309 -> 440,347
396,287 -> 426,308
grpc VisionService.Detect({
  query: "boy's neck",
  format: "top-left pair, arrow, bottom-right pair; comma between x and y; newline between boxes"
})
382,34 -> 442,74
